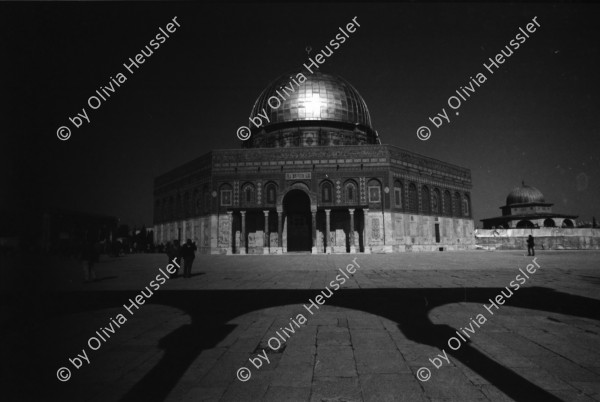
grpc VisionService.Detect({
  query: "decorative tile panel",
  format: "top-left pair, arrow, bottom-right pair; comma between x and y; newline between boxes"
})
233,180 -> 240,207
257,181 -> 262,205
359,177 -> 366,204
372,217 -> 380,240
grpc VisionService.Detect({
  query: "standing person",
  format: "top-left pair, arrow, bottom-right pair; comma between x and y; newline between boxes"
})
82,240 -> 98,283
166,240 -> 181,278
181,239 -> 197,278
165,241 -> 173,264
527,234 -> 535,256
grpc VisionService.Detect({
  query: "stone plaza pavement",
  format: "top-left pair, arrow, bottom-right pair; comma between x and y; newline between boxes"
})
4,251 -> 600,401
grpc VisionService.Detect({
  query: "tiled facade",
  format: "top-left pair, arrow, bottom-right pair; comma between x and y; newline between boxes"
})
153,145 -> 475,254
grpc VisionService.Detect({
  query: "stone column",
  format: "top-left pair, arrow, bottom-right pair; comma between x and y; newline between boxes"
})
311,210 -> 317,254
181,220 -> 186,242
325,209 -> 331,254
240,211 -> 247,255
190,219 -> 195,244
363,208 -> 371,253
263,210 -> 270,254
226,211 -> 233,255
199,218 -> 204,252
349,209 -> 356,253
277,210 -> 283,253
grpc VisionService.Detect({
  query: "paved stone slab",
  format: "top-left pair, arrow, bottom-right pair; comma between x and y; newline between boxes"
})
310,376 -> 362,402
4,251 -> 600,401
354,348 -> 406,374
263,386 -> 311,402
314,346 -> 357,378
359,373 -> 426,402
317,326 -> 351,346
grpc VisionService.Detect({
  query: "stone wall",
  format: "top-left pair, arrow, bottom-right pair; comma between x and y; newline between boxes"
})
474,228 -> 600,250
155,213 -> 478,254
384,213 -> 475,252
328,212 -> 477,253
154,215 -> 219,254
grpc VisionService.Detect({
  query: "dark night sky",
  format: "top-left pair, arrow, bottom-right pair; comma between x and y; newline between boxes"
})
2,2 -> 599,228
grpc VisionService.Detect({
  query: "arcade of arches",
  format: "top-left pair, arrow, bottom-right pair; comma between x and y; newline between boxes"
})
153,150 -> 475,255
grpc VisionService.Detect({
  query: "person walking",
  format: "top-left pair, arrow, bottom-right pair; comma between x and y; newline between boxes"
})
181,239 -> 197,278
166,240 -> 182,278
527,234 -> 535,256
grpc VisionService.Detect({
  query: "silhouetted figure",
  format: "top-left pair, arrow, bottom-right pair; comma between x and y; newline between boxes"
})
166,240 -> 181,278
82,241 -> 99,282
527,235 -> 535,256
165,241 -> 173,263
181,239 -> 197,278
111,240 -> 122,257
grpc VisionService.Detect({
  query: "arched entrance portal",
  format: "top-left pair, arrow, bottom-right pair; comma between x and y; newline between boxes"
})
516,220 -> 534,229
283,189 -> 312,251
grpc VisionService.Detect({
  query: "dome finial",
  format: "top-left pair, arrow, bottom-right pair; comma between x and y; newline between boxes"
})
305,46 -> 312,56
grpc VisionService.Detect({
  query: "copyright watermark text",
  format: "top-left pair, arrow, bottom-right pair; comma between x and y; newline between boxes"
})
56,17 -> 181,141
416,16 -> 540,141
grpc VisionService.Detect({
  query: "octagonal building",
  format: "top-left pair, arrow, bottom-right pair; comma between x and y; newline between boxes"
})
153,71 -> 475,254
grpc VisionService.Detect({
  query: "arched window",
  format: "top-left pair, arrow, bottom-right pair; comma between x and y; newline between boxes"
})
422,186 -> 431,214
367,179 -> 382,203
203,186 -> 210,213
176,193 -> 182,218
183,192 -> 190,217
220,184 -> 232,206
242,183 -> 255,205
321,181 -> 333,203
367,179 -> 381,204
394,181 -> 403,208
543,218 -> 555,227
408,183 -> 418,213
193,189 -> 200,214
517,220 -> 534,228
454,192 -> 462,217
265,183 -> 277,204
462,194 -> 470,217
432,189 -> 441,214
345,180 -> 357,203
562,219 -> 574,228
443,190 -> 452,216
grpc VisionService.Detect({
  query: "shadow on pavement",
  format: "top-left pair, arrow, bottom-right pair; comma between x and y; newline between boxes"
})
5,287 -> 599,401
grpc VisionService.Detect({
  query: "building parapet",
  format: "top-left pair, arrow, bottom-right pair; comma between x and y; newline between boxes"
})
475,228 -> 600,237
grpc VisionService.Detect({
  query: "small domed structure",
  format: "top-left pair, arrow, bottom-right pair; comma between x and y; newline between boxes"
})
506,182 -> 545,205
481,181 -> 577,229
